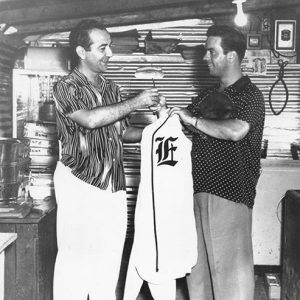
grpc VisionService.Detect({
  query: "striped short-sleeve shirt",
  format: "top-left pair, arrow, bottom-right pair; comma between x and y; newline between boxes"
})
53,68 -> 128,192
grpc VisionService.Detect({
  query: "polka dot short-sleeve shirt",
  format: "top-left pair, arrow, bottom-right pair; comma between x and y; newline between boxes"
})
187,76 -> 265,208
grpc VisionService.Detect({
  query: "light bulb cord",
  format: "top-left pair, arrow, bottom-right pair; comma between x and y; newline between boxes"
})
236,4 -> 244,15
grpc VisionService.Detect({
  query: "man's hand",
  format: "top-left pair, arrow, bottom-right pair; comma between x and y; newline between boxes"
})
135,88 -> 160,108
169,106 -> 250,141
168,107 -> 195,126
150,95 -> 168,112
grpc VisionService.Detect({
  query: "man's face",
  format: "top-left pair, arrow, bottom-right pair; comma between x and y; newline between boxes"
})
203,36 -> 229,77
84,28 -> 113,73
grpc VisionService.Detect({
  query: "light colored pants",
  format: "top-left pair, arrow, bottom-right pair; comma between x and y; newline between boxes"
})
187,192 -> 254,300
123,263 -> 176,300
53,162 -> 127,300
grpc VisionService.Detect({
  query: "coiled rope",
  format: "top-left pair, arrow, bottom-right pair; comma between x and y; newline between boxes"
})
268,59 -> 289,115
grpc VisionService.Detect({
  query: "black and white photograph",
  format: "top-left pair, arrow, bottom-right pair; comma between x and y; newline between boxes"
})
0,0 -> 300,300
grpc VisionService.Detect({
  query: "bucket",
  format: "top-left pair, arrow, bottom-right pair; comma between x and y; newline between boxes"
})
39,101 -> 56,122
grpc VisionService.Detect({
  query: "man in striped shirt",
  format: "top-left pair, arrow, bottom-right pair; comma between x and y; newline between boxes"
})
52,19 -> 162,300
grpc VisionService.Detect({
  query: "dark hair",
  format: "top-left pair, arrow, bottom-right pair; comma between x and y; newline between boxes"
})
206,25 -> 246,62
69,19 -> 107,69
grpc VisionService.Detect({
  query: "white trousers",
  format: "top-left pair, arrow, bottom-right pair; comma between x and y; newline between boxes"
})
53,162 -> 127,300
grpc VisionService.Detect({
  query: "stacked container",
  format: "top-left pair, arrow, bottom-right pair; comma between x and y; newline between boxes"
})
23,121 -> 58,212
0,138 -> 30,206
13,71 -> 62,213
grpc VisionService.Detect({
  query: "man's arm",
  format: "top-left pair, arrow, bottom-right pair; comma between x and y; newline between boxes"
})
68,89 -> 160,129
169,107 -> 250,141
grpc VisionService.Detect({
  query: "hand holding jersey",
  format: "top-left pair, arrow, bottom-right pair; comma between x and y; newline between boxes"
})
152,95 -> 167,114
168,92 -> 249,142
136,88 -> 161,108
168,92 -> 233,124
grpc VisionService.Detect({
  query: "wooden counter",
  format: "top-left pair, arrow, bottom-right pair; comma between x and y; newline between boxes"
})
0,208 -> 57,300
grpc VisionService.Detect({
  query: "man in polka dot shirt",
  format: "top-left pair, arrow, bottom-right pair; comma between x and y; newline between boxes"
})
169,25 -> 265,300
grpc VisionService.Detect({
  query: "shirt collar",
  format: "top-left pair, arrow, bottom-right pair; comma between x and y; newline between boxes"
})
223,75 -> 251,94
71,67 -> 108,92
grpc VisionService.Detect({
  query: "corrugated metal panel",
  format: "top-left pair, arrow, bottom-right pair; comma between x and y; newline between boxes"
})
106,59 -> 300,161
106,61 -> 300,160
0,43 -> 16,137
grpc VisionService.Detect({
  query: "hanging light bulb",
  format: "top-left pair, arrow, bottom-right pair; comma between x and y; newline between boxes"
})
232,0 -> 247,27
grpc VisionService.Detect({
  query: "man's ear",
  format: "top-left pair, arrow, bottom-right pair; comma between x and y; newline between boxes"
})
227,51 -> 237,63
76,45 -> 86,60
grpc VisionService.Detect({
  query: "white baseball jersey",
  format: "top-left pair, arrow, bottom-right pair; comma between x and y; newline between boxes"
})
129,112 -> 197,284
